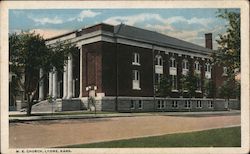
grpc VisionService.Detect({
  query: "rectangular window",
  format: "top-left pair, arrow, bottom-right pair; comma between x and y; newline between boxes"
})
185,100 -> 191,108
172,100 -> 178,108
132,52 -> 140,65
171,75 -> 177,90
157,100 -> 165,109
138,100 -> 143,109
132,70 -> 140,90
182,60 -> 189,69
161,101 -> 165,108
155,73 -> 163,84
196,78 -> 201,91
208,101 -> 213,108
197,100 -> 202,108
130,100 -> 135,109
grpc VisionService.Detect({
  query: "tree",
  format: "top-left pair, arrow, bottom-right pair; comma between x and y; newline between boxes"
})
214,9 -> 240,78
219,78 -> 238,101
181,72 -> 199,99
204,79 -> 216,98
9,32 -> 77,116
156,76 -> 171,97
213,9 -> 240,100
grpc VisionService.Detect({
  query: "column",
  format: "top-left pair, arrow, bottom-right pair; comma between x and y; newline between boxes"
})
67,53 -> 73,99
39,68 -> 44,101
52,67 -> 58,99
63,62 -> 68,99
79,46 -> 83,98
73,79 -> 75,98
49,72 -> 53,96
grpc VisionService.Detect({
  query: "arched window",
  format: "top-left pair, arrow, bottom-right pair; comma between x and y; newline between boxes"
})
156,55 -> 163,66
194,61 -> 200,71
205,63 -> 211,72
170,57 -> 176,68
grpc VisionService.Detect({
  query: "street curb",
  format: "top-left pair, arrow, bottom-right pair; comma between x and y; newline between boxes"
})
9,111 -> 241,123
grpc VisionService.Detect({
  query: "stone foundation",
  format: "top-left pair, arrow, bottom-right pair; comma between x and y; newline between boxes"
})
30,96 -> 240,112
99,97 -> 240,112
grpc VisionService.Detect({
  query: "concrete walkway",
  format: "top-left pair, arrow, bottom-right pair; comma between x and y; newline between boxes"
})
9,110 -> 240,122
9,112 -> 240,148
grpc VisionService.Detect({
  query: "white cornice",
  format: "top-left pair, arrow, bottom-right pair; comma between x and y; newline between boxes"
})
46,30 -> 211,59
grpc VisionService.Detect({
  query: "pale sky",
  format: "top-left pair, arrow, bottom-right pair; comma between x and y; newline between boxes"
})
9,9 -> 240,49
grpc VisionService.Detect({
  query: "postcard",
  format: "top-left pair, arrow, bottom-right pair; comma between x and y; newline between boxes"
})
1,1 -> 249,154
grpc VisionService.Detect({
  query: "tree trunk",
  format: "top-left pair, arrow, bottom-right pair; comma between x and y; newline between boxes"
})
26,94 -> 32,116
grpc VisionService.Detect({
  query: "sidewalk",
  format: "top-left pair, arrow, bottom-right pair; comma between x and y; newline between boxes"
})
9,110 -> 241,122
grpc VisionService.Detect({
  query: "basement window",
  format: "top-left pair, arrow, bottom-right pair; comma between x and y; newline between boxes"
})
185,100 -> 191,108
208,101 -> 214,108
138,100 -> 143,109
197,100 -> 202,108
130,100 -> 135,109
157,100 -> 165,109
172,100 -> 178,108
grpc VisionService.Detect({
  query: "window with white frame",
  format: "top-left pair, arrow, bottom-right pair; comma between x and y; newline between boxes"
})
194,61 -> 201,72
157,100 -> 165,109
171,75 -> 177,90
208,101 -> 213,108
132,70 -> 140,90
197,100 -> 202,108
130,100 -> 135,109
182,59 -> 189,75
205,63 -> 211,79
170,57 -> 176,68
196,77 -> 201,91
132,52 -> 140,65
205,63 -> 211,72
172,100 -> 178,108
222,67 -> 228,76
138,100 -> 143,109
156,55 -> 163,66
155,73 -> 163,85
185,100 -> 191,108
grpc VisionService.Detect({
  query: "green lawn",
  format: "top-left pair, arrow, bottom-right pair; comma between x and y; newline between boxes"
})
63,126 -> 240,148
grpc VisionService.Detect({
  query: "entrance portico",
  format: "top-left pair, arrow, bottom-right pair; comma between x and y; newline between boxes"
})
38,46 -> 82,102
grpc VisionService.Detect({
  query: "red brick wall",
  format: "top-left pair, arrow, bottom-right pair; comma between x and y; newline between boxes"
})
81,42 -> 103,97
80,40 -> 225,99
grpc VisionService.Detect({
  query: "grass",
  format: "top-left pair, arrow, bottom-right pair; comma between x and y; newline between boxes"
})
9,111 -> 117,117
63,126 -> 241,148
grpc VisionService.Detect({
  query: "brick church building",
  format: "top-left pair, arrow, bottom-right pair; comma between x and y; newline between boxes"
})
17,23 -> 240,112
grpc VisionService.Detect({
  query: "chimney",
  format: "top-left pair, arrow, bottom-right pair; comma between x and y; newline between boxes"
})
205,33 -> 213,49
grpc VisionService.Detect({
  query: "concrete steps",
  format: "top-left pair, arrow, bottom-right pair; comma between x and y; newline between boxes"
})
32,100 -> 61,112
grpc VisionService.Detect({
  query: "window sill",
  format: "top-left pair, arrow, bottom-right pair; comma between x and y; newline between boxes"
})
195,90 -> 202,93
132,62 -> 140,66
171,89 -> 179,92
133,88 -> 141,90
